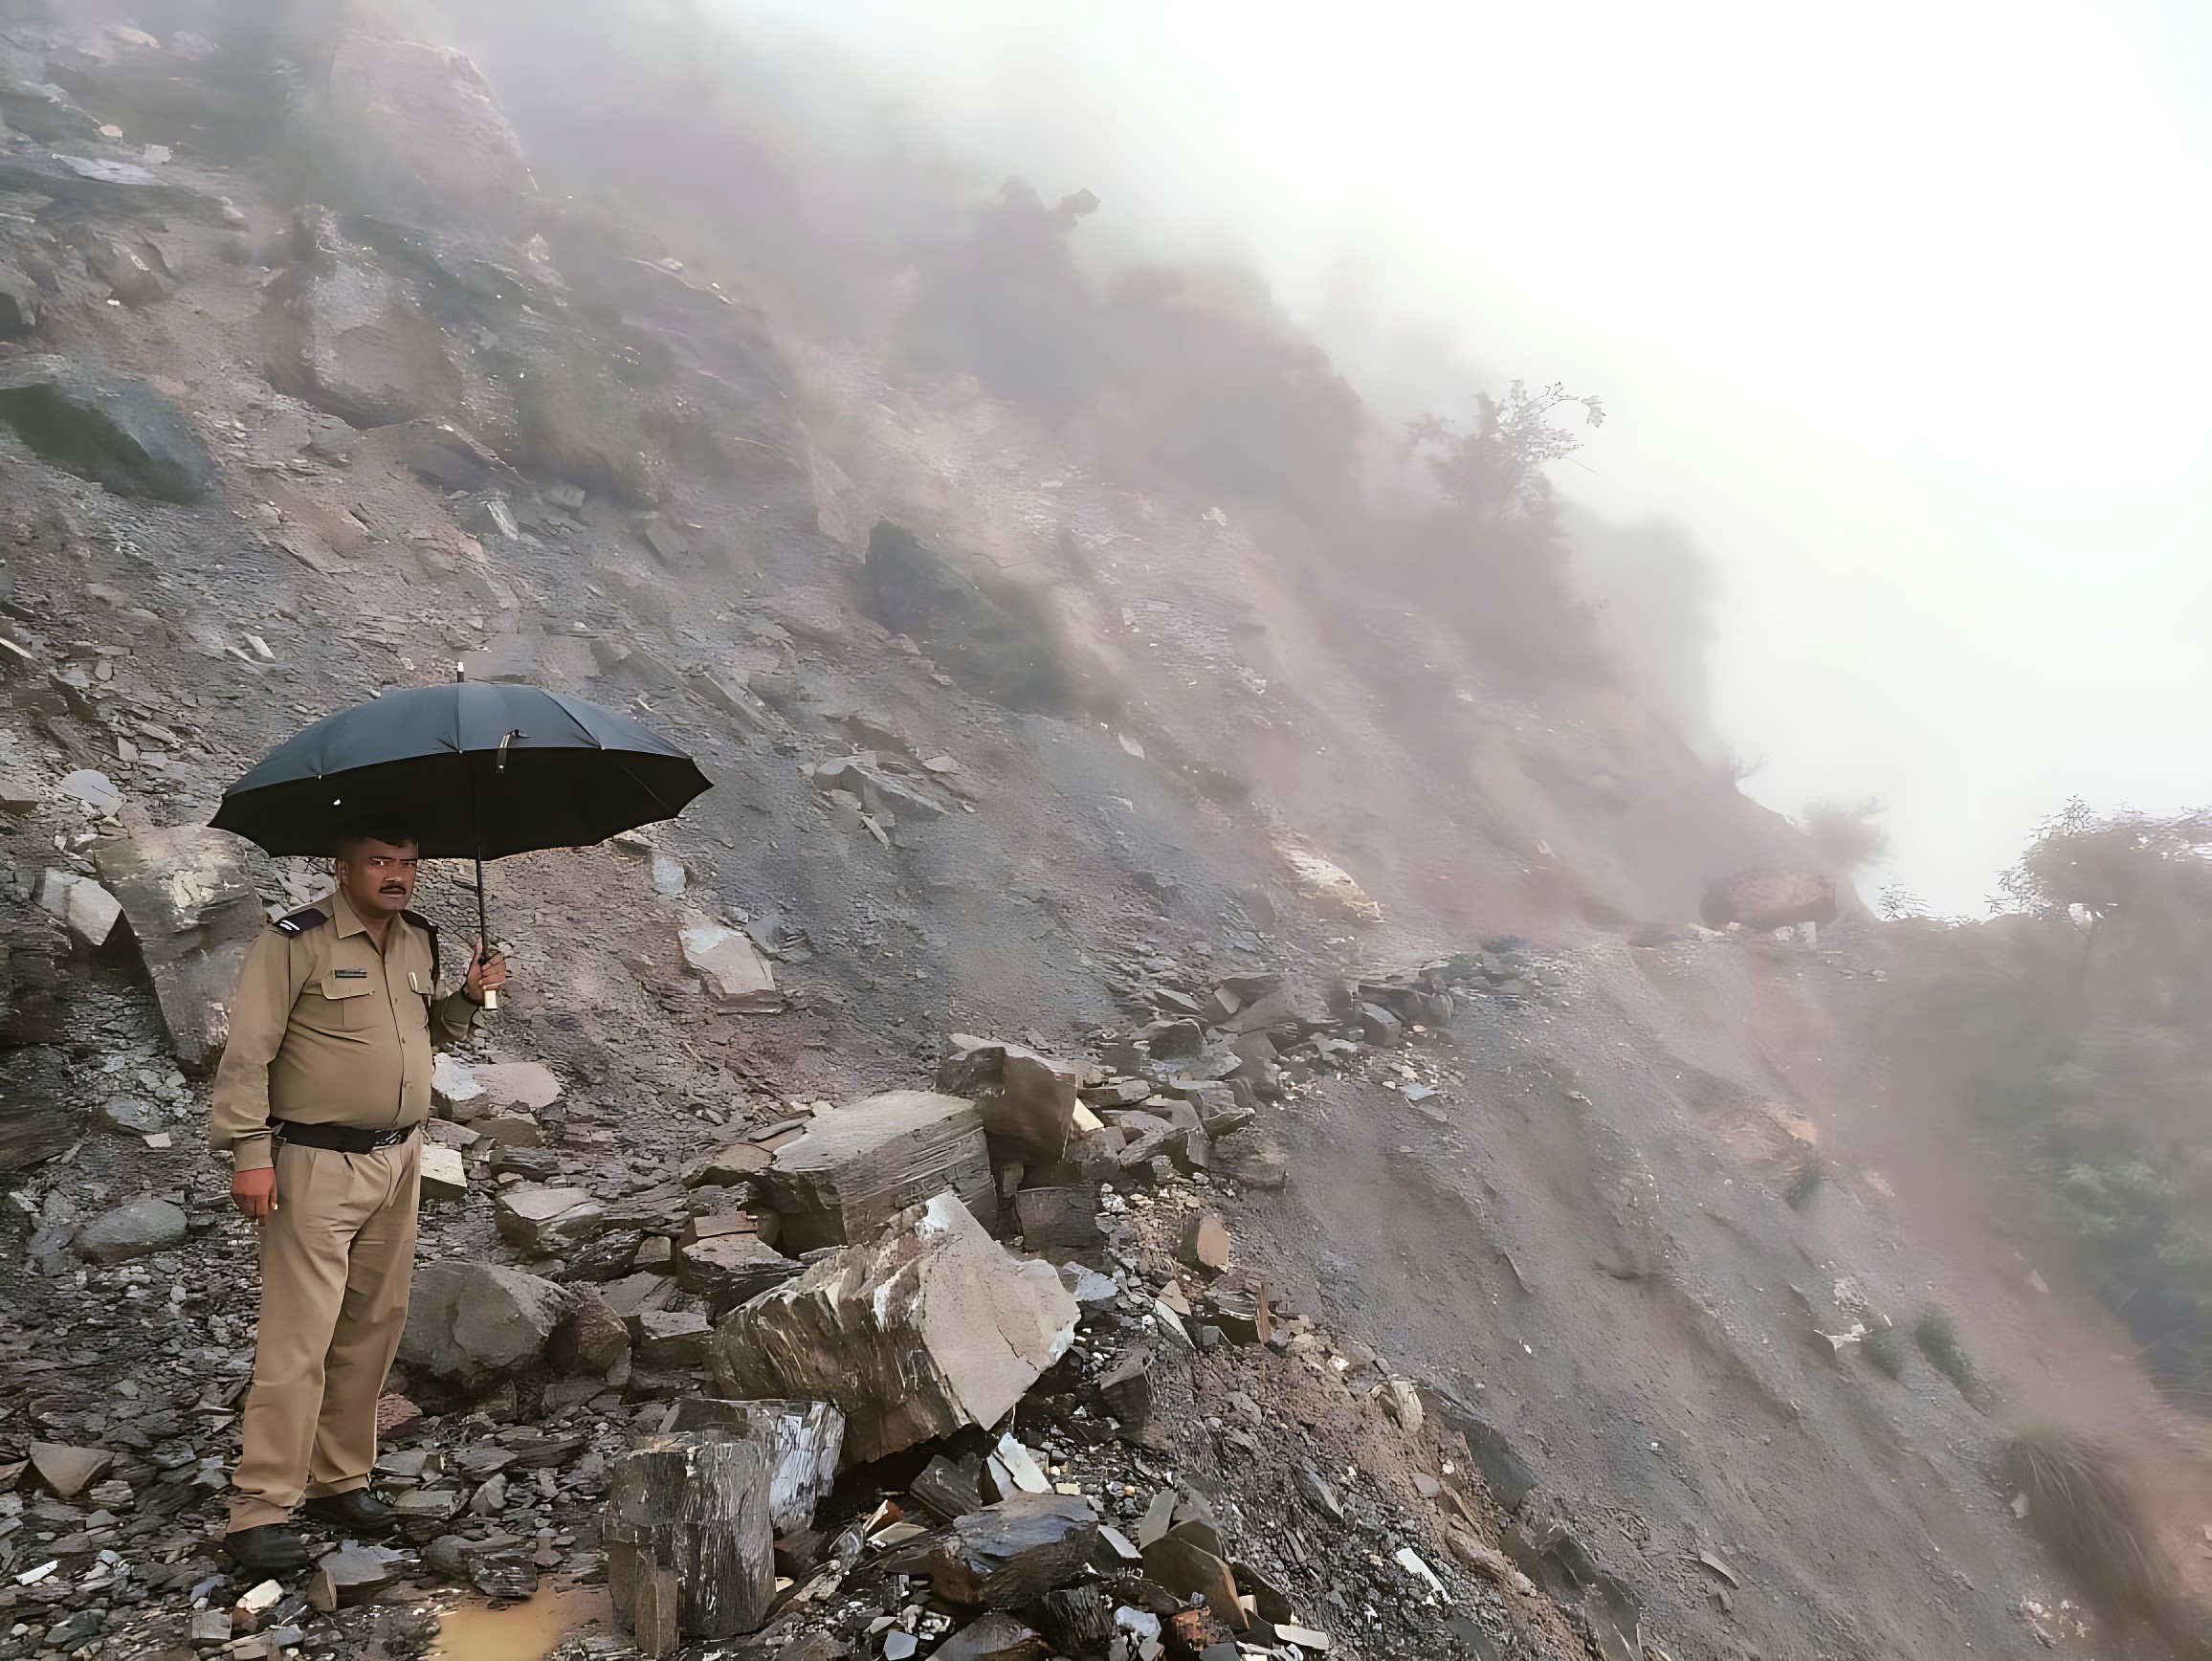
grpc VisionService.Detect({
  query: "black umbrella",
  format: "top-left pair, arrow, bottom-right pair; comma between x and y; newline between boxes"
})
210,675 -> 712,986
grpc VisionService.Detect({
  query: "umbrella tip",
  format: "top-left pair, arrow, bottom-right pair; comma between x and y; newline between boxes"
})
454,661 -> 467,683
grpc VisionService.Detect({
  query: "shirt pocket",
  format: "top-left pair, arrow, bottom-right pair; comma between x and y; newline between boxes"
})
304,973 -> 378,1032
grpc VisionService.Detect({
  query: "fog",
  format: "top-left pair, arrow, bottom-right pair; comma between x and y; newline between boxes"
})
635,0 -> 2206,915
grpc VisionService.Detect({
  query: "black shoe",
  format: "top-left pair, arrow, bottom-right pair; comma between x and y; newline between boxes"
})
226,1524 -> 312,1573
301,1489 -> 398,1535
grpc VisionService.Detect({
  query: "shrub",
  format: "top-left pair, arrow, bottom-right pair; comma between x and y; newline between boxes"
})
1784,1161 -> 1826,1210
1913,1308 -> 1977,1394
1801,798 -> 1891,871
1862,1323 -> 1908,1379
2002,1428 -> 2187,1640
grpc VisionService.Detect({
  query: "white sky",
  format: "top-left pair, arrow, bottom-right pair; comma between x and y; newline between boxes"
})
726,0 -> 2212,913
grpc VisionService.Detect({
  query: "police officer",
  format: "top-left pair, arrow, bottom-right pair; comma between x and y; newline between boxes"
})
209,825 -> 507,1572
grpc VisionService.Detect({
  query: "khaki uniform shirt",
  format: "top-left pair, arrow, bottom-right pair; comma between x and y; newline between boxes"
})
210,888 -> 477,1171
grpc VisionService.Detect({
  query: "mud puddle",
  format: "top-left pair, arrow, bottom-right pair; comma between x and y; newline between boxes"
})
430,1583 -> 614,1660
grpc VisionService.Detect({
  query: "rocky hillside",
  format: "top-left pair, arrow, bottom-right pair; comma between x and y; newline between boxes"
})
4,8 -> 2202,1661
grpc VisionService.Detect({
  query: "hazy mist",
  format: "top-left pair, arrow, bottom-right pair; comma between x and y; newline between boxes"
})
441,0 -> 2212,912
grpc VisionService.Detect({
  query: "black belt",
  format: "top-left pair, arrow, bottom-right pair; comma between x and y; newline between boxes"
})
273,1120 -> 417,1153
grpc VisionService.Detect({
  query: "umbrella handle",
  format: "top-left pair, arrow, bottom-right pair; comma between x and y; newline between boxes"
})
467,742 -> 498,1012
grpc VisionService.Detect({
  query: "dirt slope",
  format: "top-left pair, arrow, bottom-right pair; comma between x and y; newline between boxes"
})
3,8 -> 2205,1660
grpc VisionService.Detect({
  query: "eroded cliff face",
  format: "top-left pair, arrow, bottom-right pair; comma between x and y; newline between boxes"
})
6,9 -> 2188,1661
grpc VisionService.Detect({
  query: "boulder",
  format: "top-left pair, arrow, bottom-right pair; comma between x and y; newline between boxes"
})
760,1091 -> 992,1253
666,1398 -> 845,1535
864,522 -> 1070,714
547,1286 -> 630,1376
604,1434 -> 776,1642
0,357 -> 214,500
306,28 -> 535,231
1213,1128 -> 1289,1191
399,1260 -> 568,1381
936,1034 -> 1082,1168
73,1196 -> 185,1264
711,1191 -> 1077,1464
922,1494 -> 1099,1610
1700,866 -> 1838,933
679,919 -> 781,1011
92,824 -> 264,1074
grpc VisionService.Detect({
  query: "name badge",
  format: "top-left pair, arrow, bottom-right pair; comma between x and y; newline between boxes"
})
333,968 -> 369,980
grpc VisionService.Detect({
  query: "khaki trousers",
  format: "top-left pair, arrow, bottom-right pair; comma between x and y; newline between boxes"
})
229,1136 -> 420,1533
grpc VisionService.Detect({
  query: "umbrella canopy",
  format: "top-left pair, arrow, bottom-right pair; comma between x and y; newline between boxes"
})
210,680 -> 711,859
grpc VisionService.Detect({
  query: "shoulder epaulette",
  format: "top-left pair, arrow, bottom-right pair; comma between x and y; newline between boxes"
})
274,907 -> 328,937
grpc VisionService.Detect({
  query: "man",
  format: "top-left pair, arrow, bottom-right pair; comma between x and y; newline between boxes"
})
210,826 -> 507,1572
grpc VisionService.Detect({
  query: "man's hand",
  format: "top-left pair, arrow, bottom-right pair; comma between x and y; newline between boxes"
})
463,941 -> 509,1005
232,1166 -> 277,1222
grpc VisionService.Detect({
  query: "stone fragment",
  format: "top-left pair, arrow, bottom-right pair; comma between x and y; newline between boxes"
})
56,770 -> 122,815
548,1287 -> 631,1376
474,1061 -> 563,1111
1449,1529 -> 1537,1595
909,1453 -> 985,1522
1014,1185 -> 1105,1255
307,1544 -> 403,1611
937,1034 -> 1082,1166
667,1398 -> 845,1534
605,1434 -> 776,1641
73,1195 -> 185,1263
676,1229 -> 801,1316
400,1260 -> 568,1381
419,1143 -> 467,1201
1144,1536 -> 1247,1629
1213,1128 -> 1289,1190
680,918 -> 782,1010
935,1612 -> 1050,1661
38,869 -> 122,946
1180,1212 -> 1230,1274
1421,1386 -> 1538,1513
1097,1345 -> 1157,1442
94,1095 -> 166,1137
761,1091 -> 992,1253
0,356 -> 215,500
495,1185 -> 609,1254
91,825 -> 263,1071
681,1140 -> 772,1187
29,1443 -> 112,1499
711,1192 -> 1076,1463
431,1053 -> 485,1116
924,1493 -> 1098,1609
635,1309 -> 712,1368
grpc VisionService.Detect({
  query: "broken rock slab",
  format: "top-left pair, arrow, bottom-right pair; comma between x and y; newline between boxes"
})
29,1443 -> 113,1500
605,1433 -> 776,1642
679,917 -> 782,1010
400,1260 -> 568,1382
474,1060 -> 562,1111
495,1185 -> 609,1255
937,1034 -> 1082,1167
675,1229 -> 800,1317
38,869 -> 122,947
711,1190 -> 1077,1464
923,1493 -> 1099,1610
666,1398 -> 845,1535
0,356 -> 215,500
73,1195 -> 185,1264
760,1091 -> 992,1253
92,824 -> 263,1074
